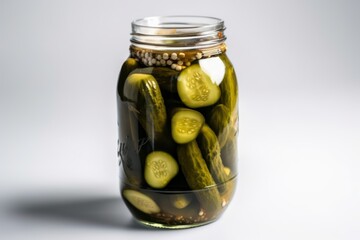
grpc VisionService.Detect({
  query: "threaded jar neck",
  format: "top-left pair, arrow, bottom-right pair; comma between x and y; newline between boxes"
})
130,16 -> 226,50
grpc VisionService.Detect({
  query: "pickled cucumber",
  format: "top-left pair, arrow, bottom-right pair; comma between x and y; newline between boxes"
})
171,108 -> 205,144
144,151 -> 179,189
123,189 -> 160,214
177,141 -> 222,215
117,58 -> 139,100
124,73 -> 167,139
219,54 -> 238,113
169,194 -> 192,209
197,124 -> 229,185
177,64 -> 221,108
118,103 -> 143,186
132,67 -> 179,93
220,128 -> 238,176
208,104 -> 231,148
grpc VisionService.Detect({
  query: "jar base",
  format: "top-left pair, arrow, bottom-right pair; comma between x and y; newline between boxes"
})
134,218 -> 216,229
121,176 -> 237,229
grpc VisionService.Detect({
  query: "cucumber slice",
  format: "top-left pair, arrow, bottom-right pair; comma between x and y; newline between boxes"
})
169,194 -> 192,209
171,108 -> 205,144
177,64 -> 221,108
123,189 -> 160,214
144,151 -> 179,189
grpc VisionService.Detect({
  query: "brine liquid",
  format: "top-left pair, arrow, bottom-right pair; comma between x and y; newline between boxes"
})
117,49 -> 238,228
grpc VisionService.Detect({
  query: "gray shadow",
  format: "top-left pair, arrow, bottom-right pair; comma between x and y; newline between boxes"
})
10,196 -> 156,231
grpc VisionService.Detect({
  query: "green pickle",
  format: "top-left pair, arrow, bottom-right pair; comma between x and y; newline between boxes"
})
123,73 -> 167,140
131,67 -> 179,93
118,51 -> 237,228
177,141 -> 222,216
219,54 -> 238,113
118,108 -> 143,186
220,126 -> 238,176
117,58 -> 139,101
208,104 -> 231,148
197,124 -> 229,186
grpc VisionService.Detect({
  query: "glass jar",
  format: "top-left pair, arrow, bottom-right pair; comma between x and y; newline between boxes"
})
116,16 -> 238,229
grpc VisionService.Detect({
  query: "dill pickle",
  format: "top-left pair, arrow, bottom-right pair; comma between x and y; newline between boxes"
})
171,108 -> 205,144
144,151 -> 179,189
124,73 -> 167,140
197,124 -> 229,185
177,64 -> 221,108
117,58 -> 139,100
208,104 -> 231,148
219,54 -> 238,113
177,141 -> 222,215
117,100 -> 143,186
132,67 -> 179,93
221,126 -> 238,176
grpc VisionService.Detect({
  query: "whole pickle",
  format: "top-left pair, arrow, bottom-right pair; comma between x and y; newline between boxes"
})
118,97 -> 143,186
208,104 -> 231,148
220,126 -> 238,177
197,124 -> 229,185
219,54 -> 238,111
124,73 -> 167,141
177,141 -> 222,216
117,58 -> 139,101
131,67 -> 179,93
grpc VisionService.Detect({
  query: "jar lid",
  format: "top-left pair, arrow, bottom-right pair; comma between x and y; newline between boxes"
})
131,16 -> 226,50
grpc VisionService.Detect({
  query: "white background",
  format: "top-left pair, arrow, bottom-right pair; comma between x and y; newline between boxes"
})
1,0 -> 359,239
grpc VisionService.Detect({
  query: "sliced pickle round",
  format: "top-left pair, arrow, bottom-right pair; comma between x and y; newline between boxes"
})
171,108 -> 205,144
123,189 -> 160,214
169,194 -> 192,209
177,64 -> 221,108
144,151 -> 179,189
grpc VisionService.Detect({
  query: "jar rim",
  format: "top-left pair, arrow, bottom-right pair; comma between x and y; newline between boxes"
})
132,15 -> 225,36
130,15 -> 226,49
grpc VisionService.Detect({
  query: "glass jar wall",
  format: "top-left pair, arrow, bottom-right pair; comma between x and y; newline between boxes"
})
116,16 -> 238,229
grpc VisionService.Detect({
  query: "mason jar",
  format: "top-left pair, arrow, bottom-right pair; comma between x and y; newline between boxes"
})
116,16 -> 238,229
